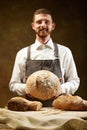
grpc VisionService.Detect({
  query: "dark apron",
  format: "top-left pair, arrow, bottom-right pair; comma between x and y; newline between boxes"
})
25,43 -> 62,107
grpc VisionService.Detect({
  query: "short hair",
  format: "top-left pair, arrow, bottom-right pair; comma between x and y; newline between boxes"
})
32,8 -> 54,22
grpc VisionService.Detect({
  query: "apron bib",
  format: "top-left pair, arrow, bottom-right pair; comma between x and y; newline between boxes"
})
25,43 -> 62,106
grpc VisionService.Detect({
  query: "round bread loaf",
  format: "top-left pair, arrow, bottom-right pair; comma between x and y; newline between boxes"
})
25,70 -> 61,100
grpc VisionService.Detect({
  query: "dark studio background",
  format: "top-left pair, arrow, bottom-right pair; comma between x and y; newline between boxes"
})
0,0 -> 87,107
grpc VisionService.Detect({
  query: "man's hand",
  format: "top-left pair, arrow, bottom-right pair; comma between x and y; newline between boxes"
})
26,93 -> 35,99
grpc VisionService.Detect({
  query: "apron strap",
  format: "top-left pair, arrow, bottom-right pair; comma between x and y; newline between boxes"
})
54,43 -> 62,81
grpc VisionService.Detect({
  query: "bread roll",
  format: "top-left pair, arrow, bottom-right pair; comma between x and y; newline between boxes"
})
7,97 -> 42,111
52,94 -> 87,110
26,70 -> 61,100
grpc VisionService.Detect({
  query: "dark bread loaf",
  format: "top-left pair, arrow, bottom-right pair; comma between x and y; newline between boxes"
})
52,94 -> 87,111
25,70 -> 61,101
7,97 -> 42,111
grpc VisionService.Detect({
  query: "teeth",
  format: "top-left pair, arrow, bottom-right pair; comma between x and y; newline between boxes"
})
40,28 -> 47,31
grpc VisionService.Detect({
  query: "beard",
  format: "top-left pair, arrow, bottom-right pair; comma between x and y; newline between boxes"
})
35,27 -> 51,38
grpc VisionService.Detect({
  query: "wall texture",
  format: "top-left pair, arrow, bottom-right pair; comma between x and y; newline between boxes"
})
0,0 -> 87,107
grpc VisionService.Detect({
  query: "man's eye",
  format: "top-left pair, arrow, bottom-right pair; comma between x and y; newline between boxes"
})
37,21 -> 42,24
46,21 -> 49,24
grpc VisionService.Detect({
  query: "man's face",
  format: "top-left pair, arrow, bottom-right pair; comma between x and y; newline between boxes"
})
32,14 -> 55,38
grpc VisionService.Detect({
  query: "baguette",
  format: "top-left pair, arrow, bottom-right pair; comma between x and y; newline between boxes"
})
52,94 -> 87,111
7,97 -> 42,111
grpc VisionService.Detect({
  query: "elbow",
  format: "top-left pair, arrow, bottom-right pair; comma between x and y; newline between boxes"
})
9,82 -> 16,93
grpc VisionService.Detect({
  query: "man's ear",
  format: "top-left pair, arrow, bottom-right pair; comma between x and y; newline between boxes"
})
52,22 -> 56,31
31,23 -> 35,30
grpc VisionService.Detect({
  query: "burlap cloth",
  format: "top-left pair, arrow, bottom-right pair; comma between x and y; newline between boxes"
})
0,107 -> 87,130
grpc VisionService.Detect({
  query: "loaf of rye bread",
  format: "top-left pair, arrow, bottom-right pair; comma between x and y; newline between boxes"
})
52,94 -> 87,111
7,97 -> 42,111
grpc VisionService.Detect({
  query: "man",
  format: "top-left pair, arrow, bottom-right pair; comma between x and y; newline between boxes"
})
9,8 -> 80,101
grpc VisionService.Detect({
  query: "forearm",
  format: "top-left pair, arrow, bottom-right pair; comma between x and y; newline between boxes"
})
61,78 -> 80,94
9,82 -> 26,96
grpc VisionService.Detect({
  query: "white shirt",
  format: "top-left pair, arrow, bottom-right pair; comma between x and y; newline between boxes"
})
9,38 -> 80,95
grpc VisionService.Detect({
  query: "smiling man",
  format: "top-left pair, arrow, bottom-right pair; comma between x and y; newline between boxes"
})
9,8 -> 80,106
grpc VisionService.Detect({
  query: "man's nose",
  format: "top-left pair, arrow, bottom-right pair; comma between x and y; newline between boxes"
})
41,21 -> 46,27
